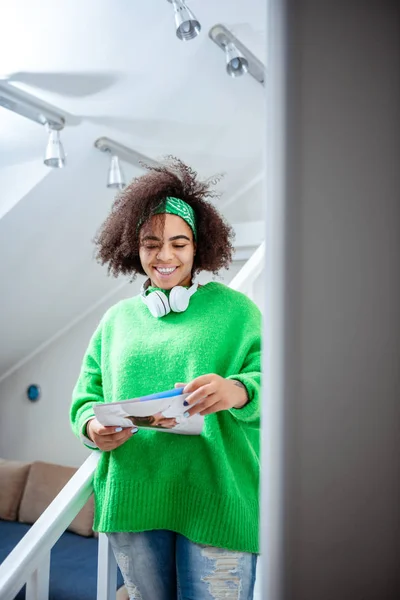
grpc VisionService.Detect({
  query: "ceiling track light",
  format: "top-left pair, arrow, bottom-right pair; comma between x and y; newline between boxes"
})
94,137 -> 162,189
225,42 -> 249,78
44,124 -> 66,168
167,0 -> 201,41
208,24 -> 266,86
107,154 -> 126,189
0,81 -> 65,129
0,81 -> 67,168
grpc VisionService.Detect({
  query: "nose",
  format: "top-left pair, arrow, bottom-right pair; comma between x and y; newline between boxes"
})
156,244 -> 174,262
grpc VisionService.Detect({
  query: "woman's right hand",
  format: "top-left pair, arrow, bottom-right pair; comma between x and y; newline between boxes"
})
86,418 -> 137,451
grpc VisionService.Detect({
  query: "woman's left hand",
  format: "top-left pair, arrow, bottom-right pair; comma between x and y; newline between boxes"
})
175,374 -> 248,417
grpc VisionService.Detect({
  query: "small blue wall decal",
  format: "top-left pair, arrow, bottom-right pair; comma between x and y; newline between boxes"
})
27,384 -> 41,402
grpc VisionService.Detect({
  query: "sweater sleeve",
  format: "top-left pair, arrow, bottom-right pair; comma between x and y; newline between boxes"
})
226,302 -> 262,424
70,321 -> 105,449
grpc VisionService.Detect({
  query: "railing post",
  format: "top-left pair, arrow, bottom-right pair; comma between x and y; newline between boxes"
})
97,533 -> 118,600
25,551 -> 50,600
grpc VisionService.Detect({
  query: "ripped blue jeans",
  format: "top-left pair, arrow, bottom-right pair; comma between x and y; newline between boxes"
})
107,530 -> 258,600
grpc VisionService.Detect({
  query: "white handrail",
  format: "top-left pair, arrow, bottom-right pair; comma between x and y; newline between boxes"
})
229,242 -> 265,293
0,452 -> 101,600
0,244 -> 265,600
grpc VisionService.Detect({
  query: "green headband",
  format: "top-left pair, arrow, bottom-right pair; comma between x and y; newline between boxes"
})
153,197 -> 197,240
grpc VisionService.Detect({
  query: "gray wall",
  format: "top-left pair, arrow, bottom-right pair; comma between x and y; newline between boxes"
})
284,1 -> 400,598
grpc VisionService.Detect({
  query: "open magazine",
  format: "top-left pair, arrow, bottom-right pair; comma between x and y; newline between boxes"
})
93,388 -> 204,436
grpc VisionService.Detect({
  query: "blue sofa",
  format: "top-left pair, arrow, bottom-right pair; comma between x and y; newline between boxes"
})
0,459 -> 124,600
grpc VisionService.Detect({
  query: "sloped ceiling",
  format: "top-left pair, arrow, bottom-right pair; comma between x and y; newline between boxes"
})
0,0 -> 266,378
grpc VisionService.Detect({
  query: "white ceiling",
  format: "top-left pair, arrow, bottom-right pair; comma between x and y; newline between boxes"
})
0,0 -> 266,378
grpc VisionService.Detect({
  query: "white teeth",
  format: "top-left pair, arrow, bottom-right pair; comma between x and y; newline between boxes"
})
156,267 -> 176,274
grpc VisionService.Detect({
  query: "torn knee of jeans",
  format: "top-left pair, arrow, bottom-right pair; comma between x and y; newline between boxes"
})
113,549 -> 143,600
201,547 -> 242,599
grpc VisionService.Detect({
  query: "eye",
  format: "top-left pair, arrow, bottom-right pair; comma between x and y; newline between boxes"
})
173,244 -> 187,249
144,244 -> 158,249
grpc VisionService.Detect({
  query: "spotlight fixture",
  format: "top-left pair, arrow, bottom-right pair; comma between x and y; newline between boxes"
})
0,81 -> 68,168
94,137 -> 162,189
225,42 -> 249,78
167,0 -> 201,41
209,24 -> 265,86
107,155 -> 126,189
44,124 -> 66,168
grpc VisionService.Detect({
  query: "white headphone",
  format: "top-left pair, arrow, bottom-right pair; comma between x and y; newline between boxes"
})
141,279 -> 199,318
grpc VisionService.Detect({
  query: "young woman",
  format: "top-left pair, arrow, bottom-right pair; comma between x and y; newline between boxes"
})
70,159 -> 261,600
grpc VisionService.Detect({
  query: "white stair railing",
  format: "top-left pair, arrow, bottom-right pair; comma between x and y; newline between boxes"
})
0,242 -> 264,600
229,241 -> 265,298
0,452 -> 101,600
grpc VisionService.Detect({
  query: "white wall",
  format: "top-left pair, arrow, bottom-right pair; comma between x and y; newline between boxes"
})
0,282 -> 138,467
221,175 -> 265,223
0,262 -> 263,468
281,1 -> 400,598
0,158 -> 48,220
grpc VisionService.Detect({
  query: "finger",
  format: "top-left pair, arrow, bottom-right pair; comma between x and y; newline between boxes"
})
110,428 -> 136,442
94,427 -> 137,445
95,424 -> 127,436
185,393 -> 219,417
98,430 -> 137,451
183,375 -> 215,394
184,383 -> 215,407
102,443 -> 123,452
174,382 -> 187,388
93,439 -> 114,451
111,436 -> 130,448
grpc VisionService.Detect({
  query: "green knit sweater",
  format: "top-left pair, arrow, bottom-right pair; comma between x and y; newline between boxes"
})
70,282 -> 261,553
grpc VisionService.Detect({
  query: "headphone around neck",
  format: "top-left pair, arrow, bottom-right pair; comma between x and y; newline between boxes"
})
141,279 -> 199,318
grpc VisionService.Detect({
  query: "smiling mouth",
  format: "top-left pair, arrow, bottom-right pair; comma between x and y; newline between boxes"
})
154,267 -> 178,275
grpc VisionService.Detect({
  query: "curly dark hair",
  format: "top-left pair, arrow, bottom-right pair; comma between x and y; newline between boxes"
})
94,157 -> 235,278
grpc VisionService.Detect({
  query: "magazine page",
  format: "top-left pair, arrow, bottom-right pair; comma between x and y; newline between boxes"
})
93,388 -> 204,436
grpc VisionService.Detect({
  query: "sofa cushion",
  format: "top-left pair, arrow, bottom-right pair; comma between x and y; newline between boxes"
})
18,461 -> 94,537
0,459 -> 31,521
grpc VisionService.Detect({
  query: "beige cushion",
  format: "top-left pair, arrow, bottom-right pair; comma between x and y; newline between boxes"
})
0,459 -> 31,521
19,461 -> 94,537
